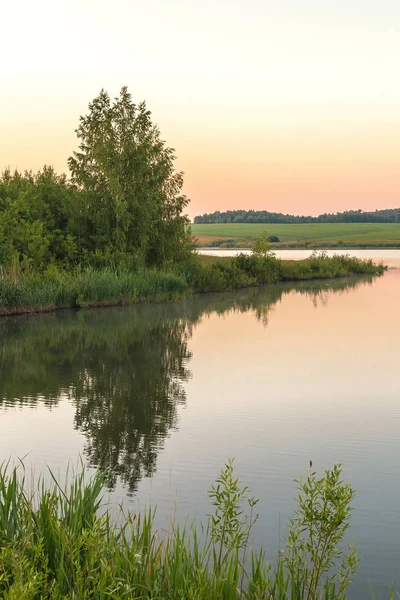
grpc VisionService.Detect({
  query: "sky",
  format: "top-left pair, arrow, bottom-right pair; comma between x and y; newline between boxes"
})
1,0 -> 400,218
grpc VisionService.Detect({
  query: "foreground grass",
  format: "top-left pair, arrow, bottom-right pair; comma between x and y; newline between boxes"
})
192,222 -> 400,248
0,253 -> 385,316
0,460 -> 392,599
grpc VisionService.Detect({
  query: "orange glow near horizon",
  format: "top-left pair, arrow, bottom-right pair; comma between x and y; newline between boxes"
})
2,0 -> 400,218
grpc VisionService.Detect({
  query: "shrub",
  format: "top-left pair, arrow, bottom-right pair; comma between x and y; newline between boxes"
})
234,253 -> 282,284
252,231 -> 274,257
280,252 -> 385,281
184,259 -> 255,293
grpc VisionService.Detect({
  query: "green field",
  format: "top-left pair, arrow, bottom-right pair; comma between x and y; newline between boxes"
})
192,222 -> 400,247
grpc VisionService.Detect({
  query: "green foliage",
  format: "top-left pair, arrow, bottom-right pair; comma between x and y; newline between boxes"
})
73,267 -> 187,307
0,167 -> 80,270
183,252 -> 282,293
0,266 -> 188,314
280,252 -> 385,281
185,252 -> 383,297
68,87 -> 191,266
209,459 -> 259,570
252,231 -> 274,257
194,207 -> 400,224
282,464 -> 359,599
0,253 -> 385,315
0,460 -> 386,599
0,88 -> 192,273
183,258 -> 254,292
235,253 -> 282,283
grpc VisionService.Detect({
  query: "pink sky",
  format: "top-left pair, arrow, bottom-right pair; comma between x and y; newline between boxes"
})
2,0 -> 400,218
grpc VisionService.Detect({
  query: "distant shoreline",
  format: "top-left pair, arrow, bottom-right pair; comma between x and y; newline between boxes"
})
196,243 -> 400,250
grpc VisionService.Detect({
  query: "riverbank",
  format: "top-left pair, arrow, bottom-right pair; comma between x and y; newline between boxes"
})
0,254 -> 386,316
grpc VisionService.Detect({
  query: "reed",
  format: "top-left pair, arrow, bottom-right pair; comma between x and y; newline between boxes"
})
0,267 -> 188,315
0,459 -> 392,599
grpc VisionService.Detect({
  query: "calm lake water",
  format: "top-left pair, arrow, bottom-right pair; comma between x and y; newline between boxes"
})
1,259 -> 400,597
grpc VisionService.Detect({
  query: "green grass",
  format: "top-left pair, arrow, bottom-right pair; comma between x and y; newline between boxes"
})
0,459 -> 391,599
0,267 -> 189,315
192,223 -> 400,247
0,254 -> 386,316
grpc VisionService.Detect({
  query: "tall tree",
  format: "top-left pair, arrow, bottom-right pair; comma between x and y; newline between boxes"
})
68,87 -> 191,265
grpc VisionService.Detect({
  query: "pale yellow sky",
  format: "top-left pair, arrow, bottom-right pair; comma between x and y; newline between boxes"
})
1,0 -> 400,217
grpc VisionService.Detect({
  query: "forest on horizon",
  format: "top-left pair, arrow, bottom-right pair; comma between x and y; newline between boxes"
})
194,208 -> 400,224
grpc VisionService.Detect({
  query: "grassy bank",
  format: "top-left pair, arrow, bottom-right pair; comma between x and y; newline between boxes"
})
0,460 -> 388,599
0,267 -> 189,316
0,253 -> 385,316
192,222 -> 400,248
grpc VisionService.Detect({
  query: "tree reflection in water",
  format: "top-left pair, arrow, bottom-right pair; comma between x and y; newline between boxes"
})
0,275 -> 373,492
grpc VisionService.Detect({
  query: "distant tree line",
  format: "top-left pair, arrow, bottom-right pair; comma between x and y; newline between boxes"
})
194,208 -> 400,225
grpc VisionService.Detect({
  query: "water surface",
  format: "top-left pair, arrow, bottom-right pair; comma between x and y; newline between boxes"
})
199,247 -> 400,268
1,269 -> 400,598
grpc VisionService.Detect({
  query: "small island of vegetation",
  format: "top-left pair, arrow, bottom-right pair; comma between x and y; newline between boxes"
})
0,88 -> 385,316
